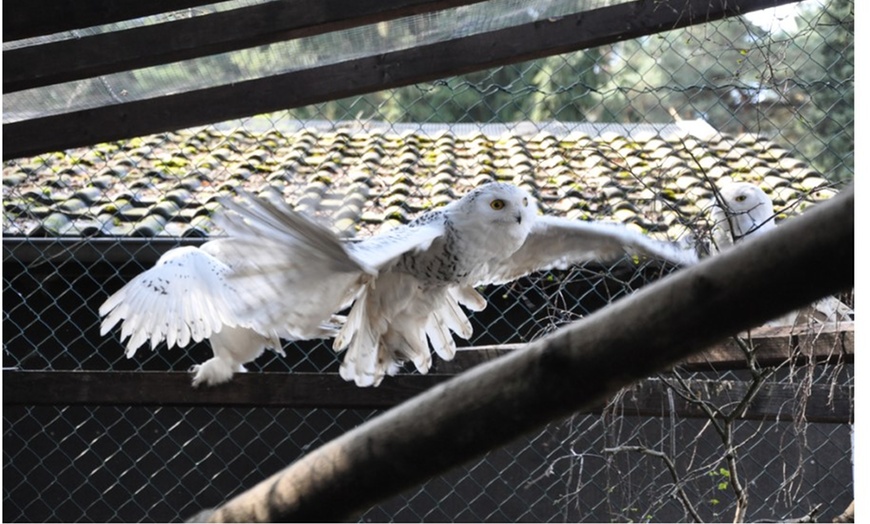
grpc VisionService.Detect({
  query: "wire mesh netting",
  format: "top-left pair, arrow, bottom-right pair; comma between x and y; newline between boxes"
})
3,1 -> 853,522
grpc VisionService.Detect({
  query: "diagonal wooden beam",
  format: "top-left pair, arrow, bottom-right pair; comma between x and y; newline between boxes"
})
3,0 -> 489,93
2,0 -> 801,161
2,0 -> 225,42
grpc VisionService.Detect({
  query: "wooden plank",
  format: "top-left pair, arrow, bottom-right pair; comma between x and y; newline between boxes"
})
4,0 -> 488,93
3,0 -> 223,42
2,370 -> 852,423
437,322 -> 855,373
682,322 -> 855,369
624,378 -> 852,424
1,370 -> 442,409
3,237 -> 207,266
2,0 -> 800,160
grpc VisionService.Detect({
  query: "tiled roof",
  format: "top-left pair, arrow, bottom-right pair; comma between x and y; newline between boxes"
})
2,121 -> 840,241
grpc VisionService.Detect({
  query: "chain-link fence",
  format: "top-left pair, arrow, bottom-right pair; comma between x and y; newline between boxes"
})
3,1 -> 853,522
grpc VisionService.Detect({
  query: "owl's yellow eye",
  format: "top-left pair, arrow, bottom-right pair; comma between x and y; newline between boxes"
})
735,195 -> 747,202
522,197 -> 529,207
490,199 -> 506,210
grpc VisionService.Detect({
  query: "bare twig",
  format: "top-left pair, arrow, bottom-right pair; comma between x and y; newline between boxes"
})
604,445 -> 704,523
664,334 -> 773,523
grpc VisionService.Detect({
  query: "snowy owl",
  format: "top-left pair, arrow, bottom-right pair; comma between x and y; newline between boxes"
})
212,182 -> 698,387
99,239 -> 341,386
100,182 -> 698,387
709,182 -> 853,326
709,182 -> 776,251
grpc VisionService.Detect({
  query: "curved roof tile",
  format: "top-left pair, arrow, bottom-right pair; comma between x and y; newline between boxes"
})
2,124 -> 844,242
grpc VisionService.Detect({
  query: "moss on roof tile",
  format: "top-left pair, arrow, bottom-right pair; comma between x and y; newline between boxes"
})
2,124 -> 842,241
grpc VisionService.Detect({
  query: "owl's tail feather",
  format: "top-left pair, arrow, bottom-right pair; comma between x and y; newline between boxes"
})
424,291 -> 475,361
338,298 -> 436,386
394,325 -> 431,375
336,296 -> 386,387
425,312 -> 457,362
449,285 -> 487,312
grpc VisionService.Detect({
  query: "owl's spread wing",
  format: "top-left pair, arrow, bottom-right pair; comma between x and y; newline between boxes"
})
218,192 -> 366,274
99,245 -> 245,357
213,194 -> 368,336
214,194 -> 446,336
482,215 -> 699,285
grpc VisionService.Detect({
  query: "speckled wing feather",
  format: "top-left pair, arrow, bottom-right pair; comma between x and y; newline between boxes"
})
346,215 -> 446,271
483,215 -> 699,285
99,243 -> 246,357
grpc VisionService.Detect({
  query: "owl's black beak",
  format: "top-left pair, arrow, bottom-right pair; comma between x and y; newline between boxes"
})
515,213 -> 522,224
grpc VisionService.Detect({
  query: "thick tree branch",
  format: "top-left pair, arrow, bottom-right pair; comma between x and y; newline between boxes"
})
202,187 -> 852,522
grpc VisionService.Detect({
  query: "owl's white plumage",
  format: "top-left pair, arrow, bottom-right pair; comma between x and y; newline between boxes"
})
709,182 -> 853,326
710,182 -> 776,252
98,239 -> 339,386
216,182 -> 698,386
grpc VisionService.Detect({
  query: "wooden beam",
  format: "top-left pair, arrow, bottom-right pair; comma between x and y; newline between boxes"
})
4,0 -> 489,93
0,324 -> 852,411
3,0 -> 224,42
1,371 -> 852,423
3,237 -> 207,266
683,322 -> 854,369
0,370 -> 440,409
2,0 -> 801,160
438,323 -> 854,372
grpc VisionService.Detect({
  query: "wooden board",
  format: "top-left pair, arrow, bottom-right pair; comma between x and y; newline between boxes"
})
3,0 -> 223,42
2,369 -> 852,423
437,322 -> 854,373
4,0 -> 488,92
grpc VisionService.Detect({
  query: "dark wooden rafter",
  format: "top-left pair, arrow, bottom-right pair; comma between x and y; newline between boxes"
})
1,323 -> 853,415
2,0 -> 227,42
3,237 -> 207,266
1,371 -> 853,423
3,0 -> 490,93
3,0 -> 801,161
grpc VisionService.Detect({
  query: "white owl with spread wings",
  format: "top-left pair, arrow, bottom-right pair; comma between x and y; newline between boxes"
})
101,182 -> 697,387
708,182 -> 853,326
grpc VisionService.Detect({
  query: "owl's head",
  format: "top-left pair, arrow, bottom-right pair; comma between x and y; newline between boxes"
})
453,182 -> 537,246
461,182 -> 537,223
711,182 -> 776,245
